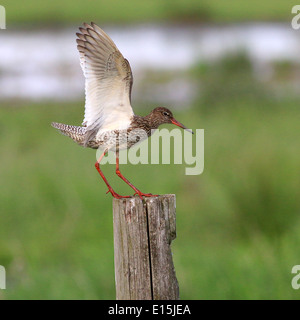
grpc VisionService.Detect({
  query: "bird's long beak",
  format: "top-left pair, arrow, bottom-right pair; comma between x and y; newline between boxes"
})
171,118 -> 194,134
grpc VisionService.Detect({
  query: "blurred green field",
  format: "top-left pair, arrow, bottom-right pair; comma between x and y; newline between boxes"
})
1,0 -> 296,25
0,53 -> 300,299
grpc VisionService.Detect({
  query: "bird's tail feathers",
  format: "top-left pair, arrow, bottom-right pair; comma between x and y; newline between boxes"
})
51,122 -> 86,145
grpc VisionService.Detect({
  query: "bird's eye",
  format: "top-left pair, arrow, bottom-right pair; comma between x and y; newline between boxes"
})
163,112 -> 169,116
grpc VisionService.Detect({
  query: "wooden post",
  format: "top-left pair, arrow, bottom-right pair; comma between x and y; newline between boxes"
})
113,194 -> 179,300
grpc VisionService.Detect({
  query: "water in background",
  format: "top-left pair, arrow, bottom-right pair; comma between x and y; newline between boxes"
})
0,23 -> 299,103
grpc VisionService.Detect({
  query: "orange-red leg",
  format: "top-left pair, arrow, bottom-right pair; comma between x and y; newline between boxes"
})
95,149 -> 131,199
115,153 -> 158,199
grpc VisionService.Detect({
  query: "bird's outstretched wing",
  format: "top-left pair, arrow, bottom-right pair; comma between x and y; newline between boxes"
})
76,22 -> 134,144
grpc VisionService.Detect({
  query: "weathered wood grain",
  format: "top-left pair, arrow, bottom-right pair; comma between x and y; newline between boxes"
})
113,194 -> 179,300
145,195 -> 179,300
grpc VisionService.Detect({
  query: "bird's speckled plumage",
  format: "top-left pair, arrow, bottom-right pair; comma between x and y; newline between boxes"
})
52,107 -> 176,150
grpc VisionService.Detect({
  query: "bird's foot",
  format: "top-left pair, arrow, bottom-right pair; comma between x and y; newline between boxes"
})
133,191 -> 159,200
106,189 -> 131,199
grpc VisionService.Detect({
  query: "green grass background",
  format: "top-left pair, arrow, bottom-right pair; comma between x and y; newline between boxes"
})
1,0 -> 297,25
1,0 -> 300,300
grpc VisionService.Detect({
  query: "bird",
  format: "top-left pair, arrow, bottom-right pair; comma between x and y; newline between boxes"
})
52,22 -> 193,199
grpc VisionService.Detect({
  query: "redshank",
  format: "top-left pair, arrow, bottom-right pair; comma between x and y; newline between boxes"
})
52,22 -> 193,199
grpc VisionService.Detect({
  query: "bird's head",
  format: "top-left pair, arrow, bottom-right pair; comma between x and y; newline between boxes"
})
149,107 -> 194,134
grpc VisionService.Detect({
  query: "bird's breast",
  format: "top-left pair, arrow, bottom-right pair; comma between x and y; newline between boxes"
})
93,126 -> 150,151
